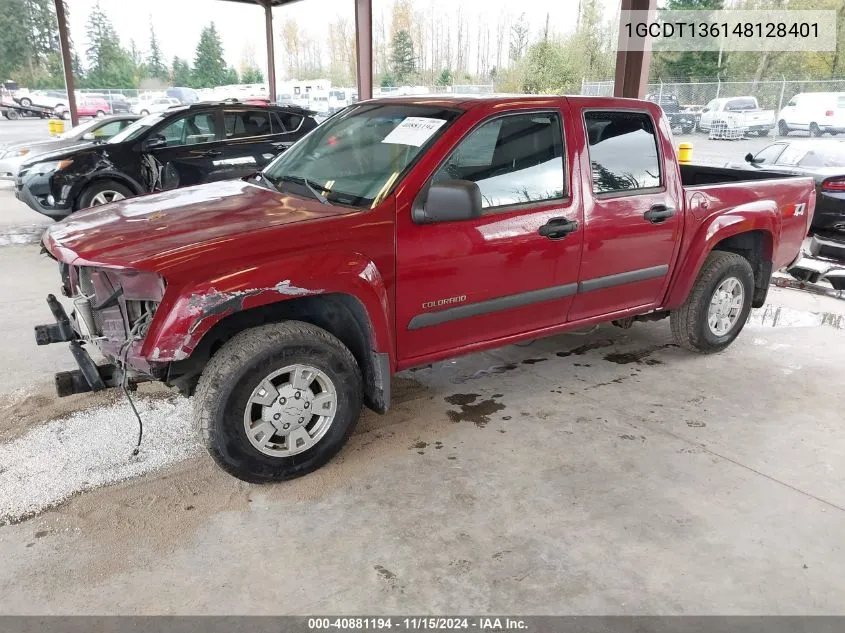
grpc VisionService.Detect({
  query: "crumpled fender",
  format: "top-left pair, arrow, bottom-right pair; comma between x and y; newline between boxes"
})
141,250 -> 392,363
663,200 -> 778,309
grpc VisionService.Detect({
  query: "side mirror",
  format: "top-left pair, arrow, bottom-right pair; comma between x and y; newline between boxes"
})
745,152 -> 755,163
413,180 -> 483,224
81,132 -> 96,141
141,135 -> 166,151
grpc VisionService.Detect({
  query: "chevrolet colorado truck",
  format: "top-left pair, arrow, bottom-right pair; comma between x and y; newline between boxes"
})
35,96 -> 815,482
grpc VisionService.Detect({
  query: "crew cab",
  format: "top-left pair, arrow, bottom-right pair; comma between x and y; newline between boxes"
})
35,96 -> 815,483
698,96 -> 776,137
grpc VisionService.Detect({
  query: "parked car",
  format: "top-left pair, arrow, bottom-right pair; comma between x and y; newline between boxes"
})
55,97 -> 112,119
33,96 -> 814,482
99,93 -> 132,114
131,97 -> 181,115
166,87 -> 200,104
735,139 -> 845,233
0,114 -> 137,180
16,102 -> 317,218
777,92 -> 845,137
697,96 -> 776,136
645,93 -> 696,134
17,90 -> 67,110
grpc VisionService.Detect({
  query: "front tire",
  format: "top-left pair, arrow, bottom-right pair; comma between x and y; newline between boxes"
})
778,120 -> 789,136
810,122 -> 823,137
19,97 -> 32,107
756,129 -> 770,137
140,109 -> 149,115
76,179 -> 133,210
194,321 -> 364,483
671,251 -> 754,353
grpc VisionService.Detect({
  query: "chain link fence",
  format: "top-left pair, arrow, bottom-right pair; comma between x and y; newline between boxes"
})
582,78 -> 845,112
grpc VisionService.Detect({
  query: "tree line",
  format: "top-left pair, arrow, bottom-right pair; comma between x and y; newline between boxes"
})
0,0 -> 264,90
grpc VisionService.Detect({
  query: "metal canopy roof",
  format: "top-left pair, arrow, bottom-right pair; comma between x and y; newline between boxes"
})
216,0 -> 301,6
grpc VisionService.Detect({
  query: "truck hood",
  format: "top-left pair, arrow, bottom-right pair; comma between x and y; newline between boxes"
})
43,179 -> 355,271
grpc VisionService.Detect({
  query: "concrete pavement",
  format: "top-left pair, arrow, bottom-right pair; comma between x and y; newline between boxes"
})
0,253 -> 843,612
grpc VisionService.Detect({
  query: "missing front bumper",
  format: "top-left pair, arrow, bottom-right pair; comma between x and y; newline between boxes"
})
34,293 -> 123,397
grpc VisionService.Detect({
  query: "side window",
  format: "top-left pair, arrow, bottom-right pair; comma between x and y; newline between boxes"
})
432,112 -> 565,209
753,143 -> 786,164
774,144 -> 805,166
837,96 -> 845,109
91,120 -> 125,138
786,99 -> 797,107
157,112 -> 218,147
224,110 -> 272,139
275,112 -> 303,132
584,111 -> 661,194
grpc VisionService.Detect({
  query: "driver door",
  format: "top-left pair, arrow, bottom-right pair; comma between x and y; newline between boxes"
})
142,110 -> 224,191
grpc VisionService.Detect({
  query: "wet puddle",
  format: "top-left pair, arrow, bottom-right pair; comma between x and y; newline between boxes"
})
748,305 -> 845,330
444,393 -> 506,428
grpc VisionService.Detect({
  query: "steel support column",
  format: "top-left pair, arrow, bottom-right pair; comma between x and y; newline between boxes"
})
354,0 -> 373,100
262,0 -> 277,101
613,0 -> 657,99
54,0 -> 78,125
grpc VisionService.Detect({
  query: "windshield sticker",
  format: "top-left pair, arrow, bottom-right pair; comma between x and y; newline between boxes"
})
382,117 -> 447,146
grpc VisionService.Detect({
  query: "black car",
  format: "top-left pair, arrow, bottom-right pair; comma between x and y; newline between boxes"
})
646,93 -> 696,134
101,93 -> 132,113
741,139 -> 845,233
16,102 -> 318,219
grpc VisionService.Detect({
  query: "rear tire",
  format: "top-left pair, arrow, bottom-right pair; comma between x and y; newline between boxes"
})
778,120 -> 789,136
140,109 -> 149,115
671,251 -> 754,353
810,122 -> 823,137
95,110 -> 105,117
194,321 -> 364,483
756,129 -> 770,137
76,179 -> 133,210
19,97 -> 32,107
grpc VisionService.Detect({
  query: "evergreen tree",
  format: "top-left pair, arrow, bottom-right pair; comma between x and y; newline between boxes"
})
223,66 -> 239,85
147,22 -> 168,81
389,30 -> 415,84
84,2 -> 135,88
191,23 -> 227,88
240,66 -> 264,84
171,56 -> 192,87
0,0 -> 30,80
651,0 -> 724,80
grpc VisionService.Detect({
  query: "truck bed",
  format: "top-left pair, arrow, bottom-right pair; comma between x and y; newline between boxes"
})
679,164 -> 815,272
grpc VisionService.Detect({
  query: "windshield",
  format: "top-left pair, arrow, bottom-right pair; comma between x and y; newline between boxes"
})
59,118 -> 104,139
107,111 -> 179,144
263,104 -> 461,208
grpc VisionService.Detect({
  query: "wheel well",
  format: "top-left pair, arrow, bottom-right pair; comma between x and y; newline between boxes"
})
712,230 -> 773,308
75,175 -> 141,209
168,293 -> 389,413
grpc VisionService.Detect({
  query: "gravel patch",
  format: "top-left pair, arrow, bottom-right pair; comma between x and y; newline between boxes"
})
0,395 -> 199,524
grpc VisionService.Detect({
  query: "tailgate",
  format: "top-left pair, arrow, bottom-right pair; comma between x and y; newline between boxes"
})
741,110 -> 774,125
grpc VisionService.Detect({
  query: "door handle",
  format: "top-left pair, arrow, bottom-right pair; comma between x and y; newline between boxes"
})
643,204 -> 675,223
539,217 -> 578,240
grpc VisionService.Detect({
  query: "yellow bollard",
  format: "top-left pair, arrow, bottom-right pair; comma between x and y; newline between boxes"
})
48,119 -> 56,136
53,119 -> 65,135
678,142 -> 693,163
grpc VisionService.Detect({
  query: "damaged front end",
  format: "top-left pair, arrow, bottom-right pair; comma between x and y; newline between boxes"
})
786,234 -> 845,295
35,263 -> 165,397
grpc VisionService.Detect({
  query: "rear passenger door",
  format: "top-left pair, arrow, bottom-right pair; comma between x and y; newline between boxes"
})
215,109 -> 279,178
144,110 -> 224,190
567,109 -> 682,322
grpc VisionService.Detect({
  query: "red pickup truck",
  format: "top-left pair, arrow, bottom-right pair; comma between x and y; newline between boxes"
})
36,96 -> 815,482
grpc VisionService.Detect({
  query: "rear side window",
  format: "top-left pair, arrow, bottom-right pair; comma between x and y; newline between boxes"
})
274,112 -> 304,132
837,96 -> 845,109
584,111 -> 661,194
224,110 -> 272,139
432,112 -> 565,210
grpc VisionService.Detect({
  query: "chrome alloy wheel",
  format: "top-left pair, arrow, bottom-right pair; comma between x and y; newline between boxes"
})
243,364 -> 338,457
707,276 -> 744,336
90,190 -> 126,206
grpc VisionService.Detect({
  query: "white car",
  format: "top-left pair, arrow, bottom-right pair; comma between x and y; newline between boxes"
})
777,92 -> 845,137
131,97 -> 182,115
16,90 -> 68,110
697,96 -> 776,137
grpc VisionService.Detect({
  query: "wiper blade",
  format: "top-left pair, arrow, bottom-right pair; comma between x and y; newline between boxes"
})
276,175 -> 331,205
248,171 -> 280,192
